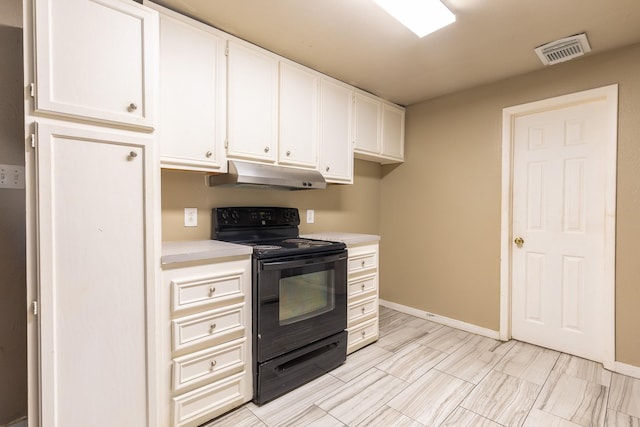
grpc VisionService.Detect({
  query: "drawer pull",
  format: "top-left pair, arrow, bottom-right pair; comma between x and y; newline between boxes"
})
210,360 -> 217,370
361,283 -> 365,291
361,260 -> 366,267
361,307 -> 366,314
209,323 -> 216,333
361,330 -> 366,338
209,286 -> 216,296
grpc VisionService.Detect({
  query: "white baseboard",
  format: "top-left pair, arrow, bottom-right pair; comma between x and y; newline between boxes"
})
614,361 -> 640,380
379,299 -> 501,340
379,300 -> 640,378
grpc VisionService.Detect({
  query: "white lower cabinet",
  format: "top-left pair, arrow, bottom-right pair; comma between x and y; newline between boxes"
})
33,123 -> 158,427
346,242 -> 380,353
162,256 -> 252,427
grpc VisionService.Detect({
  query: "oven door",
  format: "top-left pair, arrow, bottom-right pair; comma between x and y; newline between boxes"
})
255,249 -> 347,362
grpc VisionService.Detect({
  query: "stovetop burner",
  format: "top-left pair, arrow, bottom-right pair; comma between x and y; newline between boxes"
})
252,244 -> 283,251
282,238 -> 332,247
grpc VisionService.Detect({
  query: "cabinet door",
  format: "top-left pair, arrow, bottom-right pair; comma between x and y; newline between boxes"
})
227,40 -> 278,162
278,62 -> 318,168
157,8 -> 227,172
353,92 -> 382,155
319,79 -> 353,184
381,103 -> 405,161
34,0 -> 158,129
35,124 -> 157,427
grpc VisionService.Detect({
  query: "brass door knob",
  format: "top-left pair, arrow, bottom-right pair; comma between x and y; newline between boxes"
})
514,236 -> 524,247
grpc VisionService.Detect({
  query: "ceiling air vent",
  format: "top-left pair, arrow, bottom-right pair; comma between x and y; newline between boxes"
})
534,33 -> 591,65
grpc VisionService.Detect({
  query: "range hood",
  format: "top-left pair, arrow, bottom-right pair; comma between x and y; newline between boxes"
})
206,160 -> 327,190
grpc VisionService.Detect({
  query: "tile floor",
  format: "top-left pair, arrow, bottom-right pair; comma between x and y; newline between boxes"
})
206,306 -> 640,427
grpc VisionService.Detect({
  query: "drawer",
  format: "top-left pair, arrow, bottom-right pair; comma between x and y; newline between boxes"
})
347,274 -> 377,300
173,338 -> 246,393
348,250 -> 377,274
172,304 -> 244,353
347,318 -> 378,354
173,372 -> 249,427
347,296 -> 377,327
171,271 -> 245,313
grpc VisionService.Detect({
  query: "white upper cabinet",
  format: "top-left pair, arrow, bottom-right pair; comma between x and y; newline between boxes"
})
278,61 -> 319,169
319,78 -> 353,184
227,40 -> 279,163
381,102 -> 405,162
353,90 -> 405,164
353,92 -> 382,155
154,4 -> 227,172
33,0 -> 158,130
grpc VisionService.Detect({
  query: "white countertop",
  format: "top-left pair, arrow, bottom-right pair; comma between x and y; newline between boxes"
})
301,232 -> 380,246
161,240 -> 253,265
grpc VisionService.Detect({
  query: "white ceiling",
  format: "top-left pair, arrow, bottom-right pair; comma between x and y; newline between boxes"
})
153,0 -> 640,106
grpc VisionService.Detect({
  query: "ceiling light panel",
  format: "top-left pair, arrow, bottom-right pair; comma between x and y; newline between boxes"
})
373,0 -> 456,38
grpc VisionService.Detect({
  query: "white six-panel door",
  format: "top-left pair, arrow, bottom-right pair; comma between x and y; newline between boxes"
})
506,86 -> 617,364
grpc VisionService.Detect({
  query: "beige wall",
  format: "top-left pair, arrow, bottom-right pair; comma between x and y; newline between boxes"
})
0,3 -> 27,423
161,159 -> 382,241
380,43 -> 640,367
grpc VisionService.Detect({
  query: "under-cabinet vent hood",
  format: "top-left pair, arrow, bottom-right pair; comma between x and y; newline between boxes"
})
534,33 -> 591,65
206,160 -> 327,190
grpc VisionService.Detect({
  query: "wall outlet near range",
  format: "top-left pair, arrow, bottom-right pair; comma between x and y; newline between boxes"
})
306,209 -> 315,224
184,208 -> 198,227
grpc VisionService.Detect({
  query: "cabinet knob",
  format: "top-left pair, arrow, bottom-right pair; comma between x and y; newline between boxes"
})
210,360 -> 217,370
127,103 -> 138,112
206,151 -> 212,158
209,323 -> 216,333
361,260 -> 366,267
361,307 -> 366,314
361,330 -> 366,338
325,166 -> 330,172
361,283 -> 365,291
209,286 -> 216,296
264,146 -> 270,153
128,151 -> 138,159
286,150 -> 291,156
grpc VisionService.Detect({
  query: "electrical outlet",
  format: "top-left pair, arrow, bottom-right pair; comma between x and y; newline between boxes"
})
184,208 -> 198,227
0,164 -> 25,189
306,209 -> 315,224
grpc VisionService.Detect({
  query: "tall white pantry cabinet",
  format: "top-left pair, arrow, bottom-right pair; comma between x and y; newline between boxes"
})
24,0 -> 161,426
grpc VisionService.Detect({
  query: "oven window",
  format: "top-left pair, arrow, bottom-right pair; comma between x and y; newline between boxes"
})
279,270 -> 335,325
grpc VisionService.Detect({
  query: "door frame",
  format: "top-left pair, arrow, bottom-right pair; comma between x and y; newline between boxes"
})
499,84 -> 618,369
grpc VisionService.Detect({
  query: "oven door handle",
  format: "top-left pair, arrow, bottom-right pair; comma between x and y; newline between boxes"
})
260,252 -> 347,270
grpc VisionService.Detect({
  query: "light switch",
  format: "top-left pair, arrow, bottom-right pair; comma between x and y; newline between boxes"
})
0,164 -> 25,189
184,208 -> 198,227
306,209 -> 315,224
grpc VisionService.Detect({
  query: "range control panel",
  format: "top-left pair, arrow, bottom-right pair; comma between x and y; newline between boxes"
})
213,207 -> 300,228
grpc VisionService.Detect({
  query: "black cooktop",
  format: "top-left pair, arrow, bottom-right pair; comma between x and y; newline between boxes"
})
212,207 -> 345,259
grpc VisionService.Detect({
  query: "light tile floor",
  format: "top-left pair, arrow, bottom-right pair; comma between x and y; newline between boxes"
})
205,306 -> 640,427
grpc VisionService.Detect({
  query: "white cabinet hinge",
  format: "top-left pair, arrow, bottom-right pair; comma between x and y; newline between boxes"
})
31,301 -> 38,316
30,134 -> 36,149
225,46 -> 229,57
224,138 -> 228,149
29,82 -> 35,97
